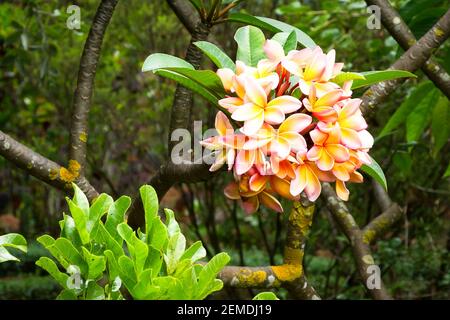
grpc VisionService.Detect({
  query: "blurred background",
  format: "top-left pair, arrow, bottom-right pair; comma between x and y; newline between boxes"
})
0,0 -> 448,299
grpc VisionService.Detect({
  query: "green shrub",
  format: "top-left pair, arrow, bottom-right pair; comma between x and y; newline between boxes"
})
36,184 -> 230,300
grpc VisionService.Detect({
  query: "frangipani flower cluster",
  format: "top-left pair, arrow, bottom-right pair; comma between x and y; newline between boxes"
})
201,40 -> 374,214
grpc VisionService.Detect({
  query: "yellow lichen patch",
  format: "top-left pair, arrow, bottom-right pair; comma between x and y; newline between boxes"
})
283,246 -> 304,265
291,202 -> 315,235
236,269 -> 267,286
434,27 -> 444,37
363,229 -> 376,244
59,160 -> 81,184
362,255 -> 375,265
49,168 -> 59,180
68,160 -> 81,173
79,132 -> 87,143
272,264 -> 303,282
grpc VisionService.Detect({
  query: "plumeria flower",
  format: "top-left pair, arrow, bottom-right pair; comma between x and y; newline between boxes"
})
289,150 -> 322,201
307,127 -> 350,171
317,98 -> 368,149
303,84 -> 342,122
224,171 -> 284,214
298,47 -> 343,97
244,113 -> 312,159
200,111 -> 245,172
217,60 -> 279,94
259,40 -> 315,76
230,77 -> 302,135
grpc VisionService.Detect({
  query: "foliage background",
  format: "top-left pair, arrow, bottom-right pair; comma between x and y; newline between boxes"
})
0,0 -> 448,299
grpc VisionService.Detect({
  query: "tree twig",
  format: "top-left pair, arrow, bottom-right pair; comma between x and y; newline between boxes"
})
0,130 -> 99,201
69,0 -> 119,174
361,8 -> 450,116
321,183 -> 392,300
365,0 -> 450,100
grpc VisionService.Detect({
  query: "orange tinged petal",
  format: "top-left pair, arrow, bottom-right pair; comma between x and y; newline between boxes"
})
336,180 -> 349,201
259,191 -> 283,213
279,113 -> 312,133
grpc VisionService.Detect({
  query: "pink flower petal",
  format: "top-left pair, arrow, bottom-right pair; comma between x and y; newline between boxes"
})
244,77 -> 267,107
264,106 -> 286,125
336,180 -> 349,201
326,144 -> 350,162
340,128 -> 362,149
259,192 -> 283,213
235,149 -> 256,175
231,103 -> 262,121
279,113 -> 312,133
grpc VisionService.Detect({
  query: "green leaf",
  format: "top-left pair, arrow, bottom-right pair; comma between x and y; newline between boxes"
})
194,41 -> 236,70
443,163 -> 450,178
378,81 -> 434,139
165,68 -> 225,96
256,16 -> 315,48
271,31 -> 297,53
72,183 -> 90,215
82,247 -> 106,280
431,95 -> 449,157
361,156 -> 388,191
36,257 -> 69,288
88,193 -> 113,232
85,281 -> 105,300
36,235 -> 70,268
54,238 -> 88,275
142,53 -> 194,72
180,241 -> 206,262
91,222 -> 123,258
154,69 -> 221,106
0,247 -> 19,263
67,198 -> 90,245
227,13 -> 315,48
253,292 -> 279,300
164,231 -> 186,275
56,289 -> 78,300
117,223 -> 148,275
406,89 -> 438,145
0,233 -> 27,252
118,255 -> 137,292
149,217 -> 168,251
331,72 -> 365,86
105,196 -> 131,243
195,252 -> 230,299
140,185 -> 158,236
164,208 -> 180,237
234,26 -> 266,67
60,214 -> 82,249
351,70 -> 417,89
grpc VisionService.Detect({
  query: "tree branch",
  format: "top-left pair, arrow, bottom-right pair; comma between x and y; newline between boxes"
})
365,0 -> 450,100
0,130 -> 99,201
363,203 -> 403,244
69,0 -> 119,174
322,183 -> 392,300
361,8 -> 450,116
217,199 -> 321,299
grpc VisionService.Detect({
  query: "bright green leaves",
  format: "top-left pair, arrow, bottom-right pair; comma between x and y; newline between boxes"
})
351,70 -> 416,89
361,156 -> 388,191
406,89 -> 438,146
253,292 -> 279,300
227,13 -> 315,48
36,184 -> 229,300
234,25 -> 266,67
0,233 -> 27,263
194,41 -> 236,70
331,72 -> 365,86
272,31 -> 297,54
378,82 -> 434,139
142,54 -> 225,107
142,53 -> 194,72
431,96 -> 450,157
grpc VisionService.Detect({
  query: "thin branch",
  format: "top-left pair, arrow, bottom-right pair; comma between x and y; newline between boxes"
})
321,183 -> 392,300
69,0 -> 119,174
166,0 -> 199,34
361,8 -> 450,116
0,130 -> 99,201
365,0 -> 450,100
362,203 -> 404,244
